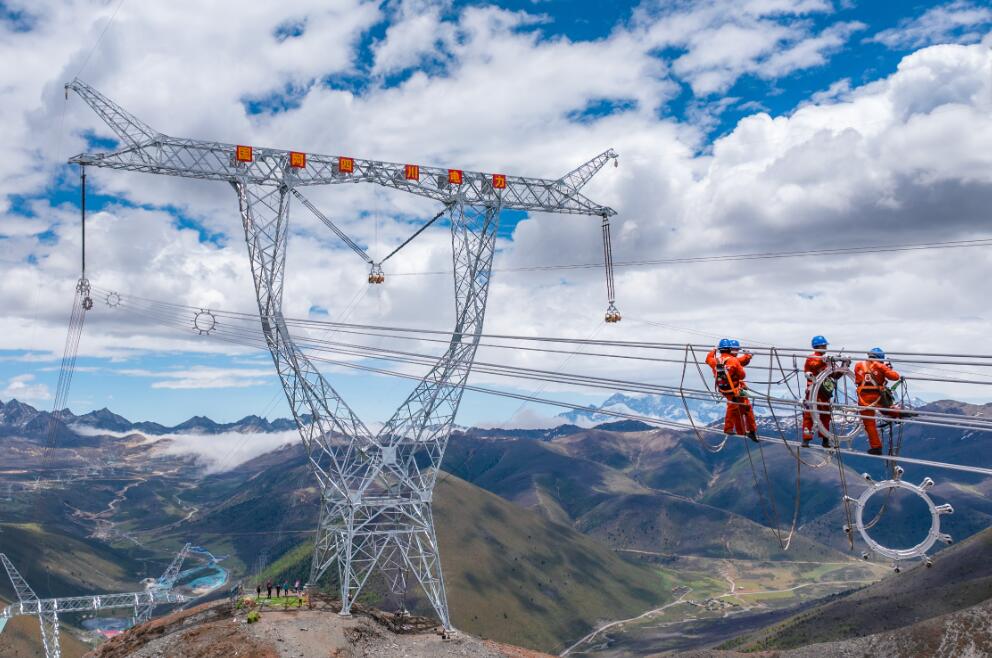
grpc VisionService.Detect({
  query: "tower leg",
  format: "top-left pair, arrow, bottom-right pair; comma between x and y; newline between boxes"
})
38,610 -> 60,658
338,505 -> 392,617
382,534 -> 412,614
309,495 -> 343,589
401,504 -> 450,629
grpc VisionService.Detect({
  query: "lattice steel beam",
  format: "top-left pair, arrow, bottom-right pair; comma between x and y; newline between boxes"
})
65,79 -> 616,216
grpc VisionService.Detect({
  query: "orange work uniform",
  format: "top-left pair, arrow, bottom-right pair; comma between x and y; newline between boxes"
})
854,359 -> 901,450
706,349 -> 757,436
802,351 -> 833,443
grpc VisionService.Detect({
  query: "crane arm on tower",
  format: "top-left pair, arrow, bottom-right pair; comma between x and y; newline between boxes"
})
65,79 -> 159,148
0,553 -> 38,603
555,148 -> 618,197
65,80 -> 617,217
154,543 -> 192,590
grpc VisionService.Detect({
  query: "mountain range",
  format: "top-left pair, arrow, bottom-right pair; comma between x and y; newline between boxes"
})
0,400 -> 299,437
0,393 -> 990,656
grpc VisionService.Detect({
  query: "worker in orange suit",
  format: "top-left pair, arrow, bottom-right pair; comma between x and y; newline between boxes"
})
854,347 -> 903,455
706,338 -> 758,442
802,335 -> 836,448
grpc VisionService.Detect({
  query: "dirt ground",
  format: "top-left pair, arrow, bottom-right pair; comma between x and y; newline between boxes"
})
86,598 -> 551,658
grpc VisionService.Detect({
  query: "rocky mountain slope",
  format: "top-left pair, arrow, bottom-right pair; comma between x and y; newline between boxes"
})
86,597 -> 550,658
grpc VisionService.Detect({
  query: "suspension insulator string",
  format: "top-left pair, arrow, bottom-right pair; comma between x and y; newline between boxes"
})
602,215 -> 620,323
79,164 -> 93,310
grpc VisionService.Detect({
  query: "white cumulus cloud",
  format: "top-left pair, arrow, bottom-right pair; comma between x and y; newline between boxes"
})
1,374 -> 53,402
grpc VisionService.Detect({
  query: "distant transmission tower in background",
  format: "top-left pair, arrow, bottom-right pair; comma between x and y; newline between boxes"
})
0,549 -> 188,658
253,550 -> 268,584
66,79 -> 617,627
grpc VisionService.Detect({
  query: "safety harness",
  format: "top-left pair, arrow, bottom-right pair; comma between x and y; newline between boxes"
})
857,361 -> 896,408
714,351 -> 742,397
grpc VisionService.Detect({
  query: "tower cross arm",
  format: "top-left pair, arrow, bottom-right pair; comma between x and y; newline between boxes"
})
0,590 -> 185,620
66,80 -> 617,217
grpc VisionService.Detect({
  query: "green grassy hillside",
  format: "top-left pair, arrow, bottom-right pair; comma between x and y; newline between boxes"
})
0,523 -> 144,599
445,431 -> 853,562
250,474 -> 675,654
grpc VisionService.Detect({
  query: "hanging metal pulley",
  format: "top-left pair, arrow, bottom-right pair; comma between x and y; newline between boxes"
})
848,468 -> 953,569
193,309 -> 217,335
368,263 -> 385,285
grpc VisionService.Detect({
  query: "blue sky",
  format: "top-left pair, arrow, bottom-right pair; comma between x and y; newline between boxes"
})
1,0 -> 991,426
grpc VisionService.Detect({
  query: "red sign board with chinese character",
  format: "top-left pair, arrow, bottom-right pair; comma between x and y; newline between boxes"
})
492,174 -> 507,189
338,157 -> 354,174
448,169 -> 463,185
289,151 -> 306,169
405,164 -> 420,181
235,145 -> 253,163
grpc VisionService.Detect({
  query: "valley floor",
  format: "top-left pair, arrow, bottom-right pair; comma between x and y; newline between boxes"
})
562,554 -> 888,656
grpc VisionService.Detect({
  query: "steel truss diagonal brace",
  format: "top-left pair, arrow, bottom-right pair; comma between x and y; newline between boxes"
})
377,201 -> 501,493
236,182 -> 377,498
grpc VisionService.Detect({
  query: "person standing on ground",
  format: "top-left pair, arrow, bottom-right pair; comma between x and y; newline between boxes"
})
256,583 -> 261,599
276,582 -> 281,598
266,579 -> 272,599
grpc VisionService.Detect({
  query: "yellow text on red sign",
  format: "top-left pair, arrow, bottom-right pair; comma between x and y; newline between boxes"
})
235,145 -> 253,163
289,151 -> 306,168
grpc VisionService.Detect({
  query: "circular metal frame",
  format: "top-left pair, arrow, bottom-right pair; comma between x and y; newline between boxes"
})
105,291 -> 121,308
850,476 -> 953,562
193,309 -> 217,335
809,364 -> 861,446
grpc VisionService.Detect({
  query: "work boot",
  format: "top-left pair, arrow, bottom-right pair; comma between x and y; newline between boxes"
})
801,439 -> 811,448
747,431 -> 759,443
821,438 -> 831,448
867,447 -> 883,456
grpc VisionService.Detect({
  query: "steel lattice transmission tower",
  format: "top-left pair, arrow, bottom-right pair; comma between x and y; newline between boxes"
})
66,80 -> 617,627
0,550 -> 188,658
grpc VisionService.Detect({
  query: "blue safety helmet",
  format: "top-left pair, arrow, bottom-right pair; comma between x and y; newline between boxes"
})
811,335 -> 829,349
868,347 -> 886,360
730,339 -> 741,349
718,338 -> 733,350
